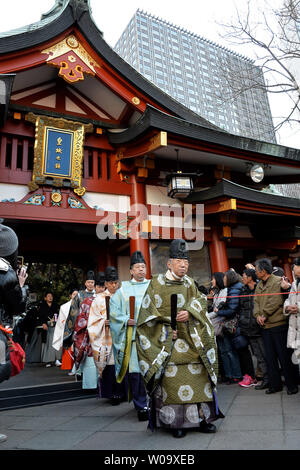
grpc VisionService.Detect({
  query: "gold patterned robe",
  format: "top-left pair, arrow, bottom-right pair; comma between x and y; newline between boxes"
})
136,270 -> 223,429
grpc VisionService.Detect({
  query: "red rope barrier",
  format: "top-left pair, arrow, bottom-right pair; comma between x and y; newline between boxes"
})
207,290 -> 300,300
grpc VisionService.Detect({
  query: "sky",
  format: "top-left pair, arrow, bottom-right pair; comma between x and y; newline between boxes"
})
0,0 -> 298,149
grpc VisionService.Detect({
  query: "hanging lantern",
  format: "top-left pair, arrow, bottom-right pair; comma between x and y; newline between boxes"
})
167,171 -> 194,198
166,148 -> 196,198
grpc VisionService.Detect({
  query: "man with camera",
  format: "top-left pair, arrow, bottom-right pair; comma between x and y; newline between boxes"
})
0,222 -> 28,443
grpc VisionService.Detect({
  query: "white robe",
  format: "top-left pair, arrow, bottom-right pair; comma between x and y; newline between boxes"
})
52,300 -> 72,351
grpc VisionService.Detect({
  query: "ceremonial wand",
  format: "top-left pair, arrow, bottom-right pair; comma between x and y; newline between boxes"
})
116,296 -> 135,383
105,296 -> 110,340
128,296 -> 136,361
129,296 -> 135,321
105,296 -> 110,320
170,293 -> 177,334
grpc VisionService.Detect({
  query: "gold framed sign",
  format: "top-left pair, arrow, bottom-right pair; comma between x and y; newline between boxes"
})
26,113 -> 93,196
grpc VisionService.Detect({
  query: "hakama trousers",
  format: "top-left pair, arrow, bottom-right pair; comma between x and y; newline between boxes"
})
128,372 -> 148,411
98,364 -> 128,400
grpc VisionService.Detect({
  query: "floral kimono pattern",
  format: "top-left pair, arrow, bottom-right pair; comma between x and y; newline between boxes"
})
73,295 -> 95,370
87,290 -> 114,377
63,290 -> 94,348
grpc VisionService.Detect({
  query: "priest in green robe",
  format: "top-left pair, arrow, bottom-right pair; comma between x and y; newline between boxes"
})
136,239 -> 224,438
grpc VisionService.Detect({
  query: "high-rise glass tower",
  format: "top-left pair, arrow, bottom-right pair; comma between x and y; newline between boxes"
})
115,9 -> 276,143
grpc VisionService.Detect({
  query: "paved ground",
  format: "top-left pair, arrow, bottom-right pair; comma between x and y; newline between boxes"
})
0,363 -> 75,390
0,383 -> 299,451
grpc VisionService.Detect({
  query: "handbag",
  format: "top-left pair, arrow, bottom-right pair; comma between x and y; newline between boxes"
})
9,340 -> 26,376
210,315 -> 225,337
0,325 -> 25,377
221,316 -> 238,335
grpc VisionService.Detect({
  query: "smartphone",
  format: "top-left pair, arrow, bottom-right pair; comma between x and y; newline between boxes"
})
17,256 -> 24,268
19,265 -> 27,276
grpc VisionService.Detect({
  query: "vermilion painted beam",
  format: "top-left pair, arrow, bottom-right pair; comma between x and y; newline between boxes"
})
204,199 -> 236,214
85,135 -> 114,151
1,120 -> 34,138
129,174 -> 151,277
0,28 -> 74,72
12,85 -> 58,107
66,86 -> 117,122
116,130 -> 167,161
236,200 -> 300,217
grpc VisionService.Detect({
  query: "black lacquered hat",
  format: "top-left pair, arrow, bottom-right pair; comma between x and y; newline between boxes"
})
95,271 -> 105,286
130,250 -> 146,268
169,239 -> 189,260
105,266 -> 119,281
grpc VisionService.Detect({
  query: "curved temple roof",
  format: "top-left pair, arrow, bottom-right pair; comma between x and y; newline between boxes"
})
1,1 -> 299,168
187,179 -> 300,210
0,0 -> 73,37
0,0 -> 220,129
108,105 -> 300,165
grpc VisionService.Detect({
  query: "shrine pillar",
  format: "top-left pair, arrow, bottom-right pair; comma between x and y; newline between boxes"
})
283,258 -> 293,283
130,174 -> 151,277
209,227 -> 229,274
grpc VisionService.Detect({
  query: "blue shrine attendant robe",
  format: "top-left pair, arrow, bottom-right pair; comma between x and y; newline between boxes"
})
110,279 -> 150,411
110,279 -> 150,378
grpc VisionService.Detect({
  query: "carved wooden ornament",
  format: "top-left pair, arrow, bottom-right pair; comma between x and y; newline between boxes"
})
42,35 -> 100,83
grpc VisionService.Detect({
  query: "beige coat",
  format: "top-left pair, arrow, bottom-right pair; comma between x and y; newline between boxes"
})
254,274 -> 287,329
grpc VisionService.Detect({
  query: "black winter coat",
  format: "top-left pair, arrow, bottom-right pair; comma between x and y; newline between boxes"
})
0,258 -> 27,383
238,284 -> 262,337
0,259 -> 27,326
217,281 -> 243,319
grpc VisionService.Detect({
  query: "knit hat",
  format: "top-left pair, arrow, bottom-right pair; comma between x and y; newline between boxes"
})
0,223 -> 18,257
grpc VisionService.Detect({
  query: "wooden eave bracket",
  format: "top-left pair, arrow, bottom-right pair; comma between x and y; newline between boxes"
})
116,131 -> 167,161
203,198 -> 237,215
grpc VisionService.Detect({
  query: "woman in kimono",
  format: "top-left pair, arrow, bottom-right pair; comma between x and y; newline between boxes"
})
73,276 -> 104,389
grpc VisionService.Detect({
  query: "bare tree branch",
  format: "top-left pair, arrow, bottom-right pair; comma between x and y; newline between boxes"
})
215,0 -> 300,135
